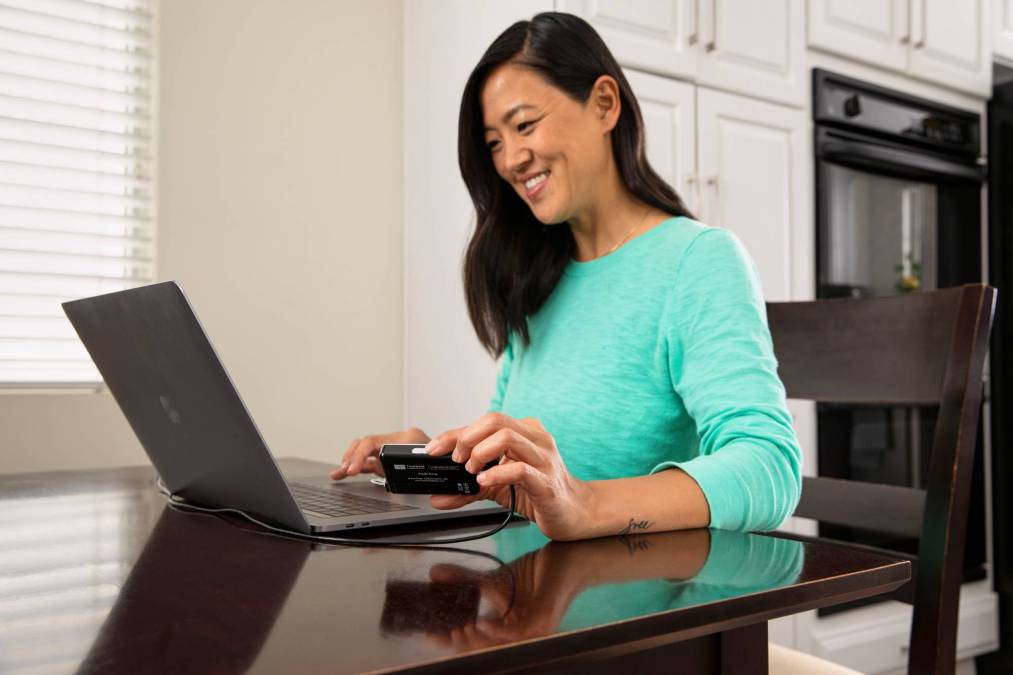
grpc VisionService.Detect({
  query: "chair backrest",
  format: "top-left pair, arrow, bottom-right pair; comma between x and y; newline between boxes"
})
766,284 -> 996,675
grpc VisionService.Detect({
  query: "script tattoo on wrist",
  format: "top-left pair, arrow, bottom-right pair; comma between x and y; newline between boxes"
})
617,517 -> 653,536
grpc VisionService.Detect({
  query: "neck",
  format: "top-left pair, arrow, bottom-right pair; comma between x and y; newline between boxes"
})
567,164 -> 659,262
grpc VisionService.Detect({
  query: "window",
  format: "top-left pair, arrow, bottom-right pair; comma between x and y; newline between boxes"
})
0,0 -> 156,387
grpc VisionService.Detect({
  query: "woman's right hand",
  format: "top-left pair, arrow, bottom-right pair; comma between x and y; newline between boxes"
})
330,427 -> 430,480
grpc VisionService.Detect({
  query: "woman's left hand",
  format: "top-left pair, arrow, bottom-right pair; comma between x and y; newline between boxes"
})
426,413 -> 596,541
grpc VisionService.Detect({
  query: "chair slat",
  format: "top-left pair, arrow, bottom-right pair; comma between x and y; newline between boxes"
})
795,476 -> 927,538
767,289 -> 964,404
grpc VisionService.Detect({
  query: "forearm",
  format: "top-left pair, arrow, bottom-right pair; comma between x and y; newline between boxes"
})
580,468 -> 710,539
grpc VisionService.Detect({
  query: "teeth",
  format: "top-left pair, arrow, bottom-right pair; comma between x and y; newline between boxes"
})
524,172 -> 548,190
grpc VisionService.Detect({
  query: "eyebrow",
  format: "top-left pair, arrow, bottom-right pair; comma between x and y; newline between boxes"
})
484,103 -> 536,132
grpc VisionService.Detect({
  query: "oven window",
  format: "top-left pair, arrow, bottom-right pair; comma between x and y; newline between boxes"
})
821,164 -> 938,298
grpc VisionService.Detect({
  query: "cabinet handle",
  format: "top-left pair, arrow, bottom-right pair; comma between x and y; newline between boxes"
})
703,0 -> 716,52
687,0 -> 699,45
898,0 -> 910,44
911,0 -> 925,48
685,173 -> 699,214
705,174 -> 720,225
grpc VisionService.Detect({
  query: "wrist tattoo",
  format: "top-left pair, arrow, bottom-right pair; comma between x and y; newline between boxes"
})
617,517 -> 653,536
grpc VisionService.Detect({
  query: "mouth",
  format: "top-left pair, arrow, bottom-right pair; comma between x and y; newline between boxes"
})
522,171 -> 550,200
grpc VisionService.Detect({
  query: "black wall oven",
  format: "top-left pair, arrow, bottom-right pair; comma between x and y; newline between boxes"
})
812,70 -> 988,611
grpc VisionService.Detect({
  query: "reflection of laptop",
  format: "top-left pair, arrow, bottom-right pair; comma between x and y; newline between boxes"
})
63,281 -> 506,533
78,506 -> 309,674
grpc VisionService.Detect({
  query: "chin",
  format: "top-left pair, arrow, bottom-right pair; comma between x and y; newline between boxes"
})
528,202 -> 568,226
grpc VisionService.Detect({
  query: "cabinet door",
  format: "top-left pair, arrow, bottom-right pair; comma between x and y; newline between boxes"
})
697,88 -> 809,302
808,0 -> 910,72
697,0 -> 806,107
623,69 -> 698,215
908,0 -> 990,96
556,0 -> 698,80
996,0 -> 1013,64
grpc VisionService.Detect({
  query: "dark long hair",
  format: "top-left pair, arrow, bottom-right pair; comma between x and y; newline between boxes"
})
458,12 -> 693,357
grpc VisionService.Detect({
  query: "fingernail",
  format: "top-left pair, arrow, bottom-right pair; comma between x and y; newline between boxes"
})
477,472 -> 487,484
340,461 -> 348,471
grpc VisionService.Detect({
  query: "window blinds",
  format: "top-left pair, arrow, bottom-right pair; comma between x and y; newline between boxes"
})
0,0 -> 155,386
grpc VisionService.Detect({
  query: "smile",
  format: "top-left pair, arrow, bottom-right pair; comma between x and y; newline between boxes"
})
523,171 -> 550,198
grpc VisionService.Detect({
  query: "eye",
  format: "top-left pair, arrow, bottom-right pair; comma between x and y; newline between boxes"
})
518,120 -> 536,133
486,139 -> 500,152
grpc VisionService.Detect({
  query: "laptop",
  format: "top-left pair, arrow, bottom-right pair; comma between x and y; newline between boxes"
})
62,281 -> 507,533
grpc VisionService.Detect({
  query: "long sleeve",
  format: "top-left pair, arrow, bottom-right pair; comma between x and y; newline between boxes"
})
651,228 -> 802,531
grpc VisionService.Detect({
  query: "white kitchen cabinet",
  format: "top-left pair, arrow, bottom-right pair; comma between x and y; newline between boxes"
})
808,0 -> 910,72
557,0 -> 698,80
697,0 -> 806,108
623,69 -> 698,213
697,87 -> 808,302
808,0 -> 991,97
560,0 -> 806,107
998,0 -> 1013,63
908,0 -> 990,96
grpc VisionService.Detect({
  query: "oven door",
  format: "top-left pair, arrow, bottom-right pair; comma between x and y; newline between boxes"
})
814,126 -> 987,612
816,126 -> 983,299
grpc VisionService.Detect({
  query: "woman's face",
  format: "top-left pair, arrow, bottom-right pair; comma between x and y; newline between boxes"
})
481,63 -> 616,225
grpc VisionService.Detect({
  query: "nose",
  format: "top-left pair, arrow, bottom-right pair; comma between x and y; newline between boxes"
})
503,138 -> 533,179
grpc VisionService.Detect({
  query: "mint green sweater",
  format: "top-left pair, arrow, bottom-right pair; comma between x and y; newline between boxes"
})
489,217 -> 802,532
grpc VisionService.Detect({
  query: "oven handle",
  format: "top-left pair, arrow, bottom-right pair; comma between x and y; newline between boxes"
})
817,132 -> 985,182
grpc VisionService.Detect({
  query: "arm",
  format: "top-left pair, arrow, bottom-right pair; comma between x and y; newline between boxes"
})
580,467 -> 710,538
657,228 -> 802,531
426,414 -> 710,540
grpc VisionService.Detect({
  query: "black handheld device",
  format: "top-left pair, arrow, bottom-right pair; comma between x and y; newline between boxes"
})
379,444 -> 497,495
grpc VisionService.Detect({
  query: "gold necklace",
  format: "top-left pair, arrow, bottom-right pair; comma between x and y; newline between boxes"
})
602,207 -> 650,257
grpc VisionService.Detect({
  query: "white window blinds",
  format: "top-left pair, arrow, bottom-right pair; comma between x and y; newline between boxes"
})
0,0 -> 156,387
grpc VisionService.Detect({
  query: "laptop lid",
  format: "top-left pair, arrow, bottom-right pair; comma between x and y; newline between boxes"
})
63,281 -> 311,533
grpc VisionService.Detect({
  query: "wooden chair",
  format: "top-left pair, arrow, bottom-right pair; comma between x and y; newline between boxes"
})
765,284 -> 996,675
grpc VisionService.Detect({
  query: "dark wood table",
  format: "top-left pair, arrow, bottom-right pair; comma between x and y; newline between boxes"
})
0,459 -> 910,674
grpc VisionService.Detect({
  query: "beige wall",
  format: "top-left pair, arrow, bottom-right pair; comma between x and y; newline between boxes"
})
0,0 -> 403,474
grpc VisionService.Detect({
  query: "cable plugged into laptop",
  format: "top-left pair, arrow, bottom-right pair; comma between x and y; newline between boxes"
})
156,478 -> 517,547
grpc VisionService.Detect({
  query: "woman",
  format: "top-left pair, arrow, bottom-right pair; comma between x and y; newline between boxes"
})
331,12 -> 801,541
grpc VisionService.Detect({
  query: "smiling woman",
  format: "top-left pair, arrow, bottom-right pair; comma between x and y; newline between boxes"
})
333,12 -> 802,542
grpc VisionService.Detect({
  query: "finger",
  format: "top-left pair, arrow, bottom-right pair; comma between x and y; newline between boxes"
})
346,438 -> 381,476
425,427 -> 466,458
330,437 -> 362,479
362,456 -> 385,477
457,413 -> 547,462
476,461 -> 552,498
467,427 -> 542,473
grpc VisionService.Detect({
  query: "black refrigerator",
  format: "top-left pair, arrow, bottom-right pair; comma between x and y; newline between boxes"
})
980,71 -> 1013,674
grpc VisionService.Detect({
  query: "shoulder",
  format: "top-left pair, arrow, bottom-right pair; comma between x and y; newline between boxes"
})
666,222 -> 765,310
651,218 -> 752,278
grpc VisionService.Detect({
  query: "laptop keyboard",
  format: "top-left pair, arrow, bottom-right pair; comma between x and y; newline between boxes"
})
289,482 -> 417,518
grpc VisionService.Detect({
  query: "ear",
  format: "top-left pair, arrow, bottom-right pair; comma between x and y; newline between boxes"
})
589,75 -> 621,134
